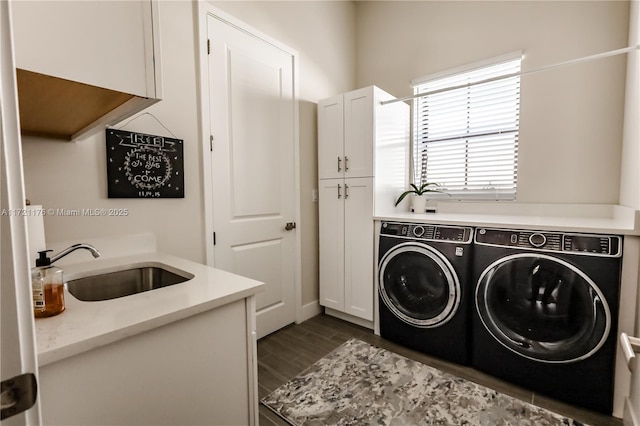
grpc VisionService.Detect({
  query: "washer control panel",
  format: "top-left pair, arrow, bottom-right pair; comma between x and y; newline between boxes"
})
475,227 -> 622,257
381,222 -> 473,244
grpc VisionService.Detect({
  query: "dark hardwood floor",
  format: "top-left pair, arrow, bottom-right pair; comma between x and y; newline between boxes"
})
257,313 -> 622,426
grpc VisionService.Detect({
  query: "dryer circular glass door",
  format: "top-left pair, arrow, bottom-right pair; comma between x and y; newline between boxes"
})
379,243 -> 461,328
475,253 -> 611,363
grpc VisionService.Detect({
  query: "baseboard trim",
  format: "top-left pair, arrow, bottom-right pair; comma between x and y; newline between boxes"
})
295,302 -> 375,329
324,308 -> 374,330
297,300 -> 322,324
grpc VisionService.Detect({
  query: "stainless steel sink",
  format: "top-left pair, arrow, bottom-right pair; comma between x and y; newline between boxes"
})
67,265 -> 194,302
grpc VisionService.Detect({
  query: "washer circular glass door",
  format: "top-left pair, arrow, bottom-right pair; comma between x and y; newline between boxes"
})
379,242 -> 460,328
475,253 -> 611,363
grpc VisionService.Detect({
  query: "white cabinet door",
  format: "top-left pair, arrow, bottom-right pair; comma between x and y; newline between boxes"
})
318,179 -> 345,311
11,0 -> 156,98
318,95 -> 344,179
344,87 -> 374,178
343,177 -> 374,320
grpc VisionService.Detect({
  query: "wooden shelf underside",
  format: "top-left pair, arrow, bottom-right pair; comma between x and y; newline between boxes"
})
16,68 -> 136,140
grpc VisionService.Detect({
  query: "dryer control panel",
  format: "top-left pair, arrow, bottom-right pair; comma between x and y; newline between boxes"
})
381,222 -> 473,244
475,227 -> 622,257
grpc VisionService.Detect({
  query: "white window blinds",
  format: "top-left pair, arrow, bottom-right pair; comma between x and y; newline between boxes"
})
412,53 -> 522,200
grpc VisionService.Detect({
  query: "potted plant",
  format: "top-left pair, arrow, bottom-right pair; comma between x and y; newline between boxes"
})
395,182 -> 446,213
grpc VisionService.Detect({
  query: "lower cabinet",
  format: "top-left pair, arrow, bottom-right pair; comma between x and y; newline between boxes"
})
319,177 -> 374,323
38,298 -> 258,426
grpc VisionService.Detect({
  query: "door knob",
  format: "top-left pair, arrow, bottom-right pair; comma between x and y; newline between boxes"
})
285,222 -> 296,231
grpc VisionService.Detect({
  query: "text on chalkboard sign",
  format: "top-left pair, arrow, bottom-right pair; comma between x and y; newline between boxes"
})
106,129 -> 184,198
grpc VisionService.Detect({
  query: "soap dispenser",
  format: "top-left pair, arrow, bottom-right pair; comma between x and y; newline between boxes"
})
32,250 -> 65,317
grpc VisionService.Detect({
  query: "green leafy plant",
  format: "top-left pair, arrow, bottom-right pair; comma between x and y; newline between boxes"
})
394,182 -> 447,206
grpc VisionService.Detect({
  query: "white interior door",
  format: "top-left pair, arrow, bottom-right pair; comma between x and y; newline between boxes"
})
206,14 -> 297,339
1,0 -> 41,423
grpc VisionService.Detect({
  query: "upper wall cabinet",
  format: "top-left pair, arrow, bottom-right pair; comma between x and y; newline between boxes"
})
11,0 -> 162,140
318,87 -> 375,179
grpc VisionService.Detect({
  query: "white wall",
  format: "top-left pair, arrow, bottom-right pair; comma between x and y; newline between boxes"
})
356,1 -> 630,205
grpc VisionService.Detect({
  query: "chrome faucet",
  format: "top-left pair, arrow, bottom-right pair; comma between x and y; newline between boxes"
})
49,244 -> 101,263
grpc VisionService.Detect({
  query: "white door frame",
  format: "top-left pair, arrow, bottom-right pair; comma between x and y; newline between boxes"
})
196,3 -> 303,326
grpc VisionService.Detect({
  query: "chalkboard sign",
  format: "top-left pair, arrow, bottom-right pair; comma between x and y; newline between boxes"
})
106,129 -> 184,198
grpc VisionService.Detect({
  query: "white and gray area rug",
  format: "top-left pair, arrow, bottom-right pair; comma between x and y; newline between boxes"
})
261,338 -> 587,426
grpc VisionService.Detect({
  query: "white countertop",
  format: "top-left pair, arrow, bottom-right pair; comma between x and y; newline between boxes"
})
375,203 -> 640,235
35,252 -> 264,366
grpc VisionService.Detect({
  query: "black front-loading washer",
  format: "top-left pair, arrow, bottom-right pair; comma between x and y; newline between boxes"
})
377,221 -> 474,365
472,227 -> 623,414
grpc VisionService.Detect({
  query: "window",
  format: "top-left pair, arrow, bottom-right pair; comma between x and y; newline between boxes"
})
412,52 -> 522,200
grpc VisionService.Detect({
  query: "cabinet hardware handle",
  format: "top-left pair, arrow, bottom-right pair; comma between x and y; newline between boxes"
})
345,184 -> 349,199
337,156 -> 342,172
620,333 -> 640,372
337,184 -> 341,199
345,156 -> 349,172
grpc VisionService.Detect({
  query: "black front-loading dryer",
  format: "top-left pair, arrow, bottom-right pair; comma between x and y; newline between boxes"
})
377,221 -> 474,365
472,227 -> 623,414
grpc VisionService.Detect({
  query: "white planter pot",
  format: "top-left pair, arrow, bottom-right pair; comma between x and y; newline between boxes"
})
410,194 -> 427,213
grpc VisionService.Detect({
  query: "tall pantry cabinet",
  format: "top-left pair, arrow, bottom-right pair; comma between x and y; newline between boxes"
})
318,86 -> 409,326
